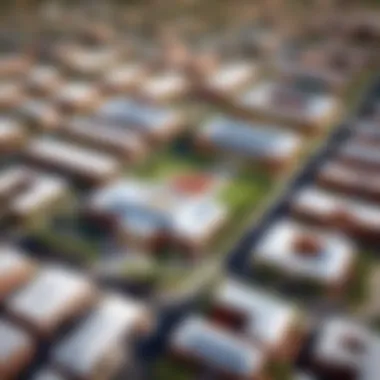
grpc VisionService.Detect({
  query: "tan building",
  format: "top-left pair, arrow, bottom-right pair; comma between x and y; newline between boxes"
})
25,65 -> 63,97
253,219 -> 355,294
196,116 -> 301,174
62,117 -> 148,164
101,63 -> 149,95
0,318 -> 35,380
18,100 -> 61,131
291,186 -> 380,242
0,118 -> 26,155
0,245 -> 35,301
7,266 -> 97,337
238,81 -> 341,134
317,161 -> 380,203
52,295 -> 151,380
25,138 -> 121,187
54,82 -> 101,114
170,315 -> 266,380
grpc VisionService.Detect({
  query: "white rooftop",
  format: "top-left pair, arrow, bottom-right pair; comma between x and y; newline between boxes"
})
67,117 -> 145,150
253,220 -> 354,284
0,318 -> 32,362
0,245 -> 32,278
56,82 -> 97,103
53,295 -> 146,377
104,63 -> 145,86
339,141 -> 380,167
27,66 -> 60,85
214,279 -> 296,347
90,177 -> 226,241
8,266 -> 94,330
0,117 -> 23,139
201,116 -> 300,159
206,61 -> 256,92
293,186 -> 380,228
12,174 -> 67,216
32,368 -> 66,380
0,166 -> 28,196
141,71 -> 188,99
27,138 -> 120,178
171,315 -> 264,377
313,318 -> 371,371
240,82 -> 338,125
99,98 -> 181,133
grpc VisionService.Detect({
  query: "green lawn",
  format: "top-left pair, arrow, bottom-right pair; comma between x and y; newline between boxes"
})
154,358 -> 196,380
346,251 -> 374,310
31,227 -> 100,264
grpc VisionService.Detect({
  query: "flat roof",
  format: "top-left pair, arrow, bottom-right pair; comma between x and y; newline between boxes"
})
52,294 -> 146,377
214,279 -> 296,347
8,266 -> 94,332
171,314 -> 264,377
254,220 -> 354,283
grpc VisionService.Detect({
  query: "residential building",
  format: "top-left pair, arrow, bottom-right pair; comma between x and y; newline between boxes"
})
98,98 -> 184,143
62,117 -> 148,163
54,82 -> 101,113
239,81 -> 341,133
7,266 -> 97,337
25,138 -> 121,186
197,116 -> 301,173
211,279 -> 299,358
0,245 -> 35,301
52,295 -> 150,380
26,65 -> 63,96
86,174 -> 227,256
0,318 -> 35,380
291,186 -> 380,241
169,314 -> 266,380
253,220 -> 355,292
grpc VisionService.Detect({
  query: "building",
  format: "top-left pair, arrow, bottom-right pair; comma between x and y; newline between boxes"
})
98,98 -> 184,143
0,118 -> 26,155
253,220 -> 355,292
140,71 -> 190,102
169,314 -> 266,380
353,120 -> 380,145
0,166 -> 31,211
18,100 -> 61,131
10,171 -> 69,226
61,117 -> 148,163
86,174 -> 227,256
303,317 -> 380,380
32,368 -> 67,380
201,61 -> 257,97
276,42 -> 365,92
25,138 -> 121,186
0,318 -> 35,380
337,140 -> 380,172
101,63 -> 149,94
58,46 -> 120,77
0,81 -> 24,110
211,279 -> 299,358
317,161 -> 380,202
7,266 -> 97,337
52,294 -> 150,380
0,53 -> 32,78
0,245 -> 35,301
54,82 -> 101,113
0,166 -> 70,225
197,116 -> 301,173
26,65 -> 63,97
238,81 -> 341,133
291,186 -> 380,241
